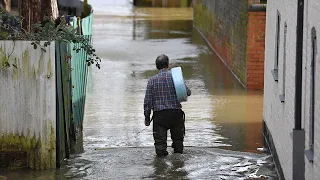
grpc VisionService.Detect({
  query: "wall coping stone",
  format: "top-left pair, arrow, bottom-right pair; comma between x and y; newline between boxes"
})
249,4 -> 267,12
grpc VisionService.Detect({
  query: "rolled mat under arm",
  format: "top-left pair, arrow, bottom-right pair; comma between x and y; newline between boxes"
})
171,67 -> 187,102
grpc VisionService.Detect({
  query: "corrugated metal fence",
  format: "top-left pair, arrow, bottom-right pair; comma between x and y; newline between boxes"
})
55,41 -> 72,167
55,13 -> 93,167
71,13 -> 92,133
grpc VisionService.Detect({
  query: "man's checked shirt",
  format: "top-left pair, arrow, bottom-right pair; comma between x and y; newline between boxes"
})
144,69 -> 191,120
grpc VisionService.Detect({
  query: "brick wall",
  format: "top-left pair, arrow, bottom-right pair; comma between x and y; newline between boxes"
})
194,0 -> 248,86
247,12 -> 266,90
193,0 -> 266,90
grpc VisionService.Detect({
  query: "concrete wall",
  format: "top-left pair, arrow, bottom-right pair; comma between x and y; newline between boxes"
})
264,0 -> 320,179
193,0 -> 266,90
263,0 -> 298,179
303,0 -> 320,179
0,41 -> 56,169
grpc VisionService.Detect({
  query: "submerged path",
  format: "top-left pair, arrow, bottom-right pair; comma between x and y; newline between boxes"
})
1,0 -> 278,179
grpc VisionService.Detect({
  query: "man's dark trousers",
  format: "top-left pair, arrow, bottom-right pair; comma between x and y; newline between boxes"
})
152,109 -> 185,156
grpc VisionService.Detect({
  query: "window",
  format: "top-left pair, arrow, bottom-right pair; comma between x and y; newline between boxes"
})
310,28 -> 316,150
272,12 -> 281,81
280,23 -> 287,103
305,28 -> 317,163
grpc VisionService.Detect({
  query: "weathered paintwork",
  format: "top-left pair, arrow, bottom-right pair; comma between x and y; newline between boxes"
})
0,41 -> 56,169
70,13 -> 92,132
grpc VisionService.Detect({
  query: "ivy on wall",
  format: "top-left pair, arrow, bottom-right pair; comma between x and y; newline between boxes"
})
0,9 -> 101,69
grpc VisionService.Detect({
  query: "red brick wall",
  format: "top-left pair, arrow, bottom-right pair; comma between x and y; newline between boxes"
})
194,0 -> 249,86
194,0 -> 266,90
246,12 -> 266,90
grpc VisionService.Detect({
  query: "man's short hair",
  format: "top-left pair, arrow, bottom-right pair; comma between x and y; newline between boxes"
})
156,54 -> 169,70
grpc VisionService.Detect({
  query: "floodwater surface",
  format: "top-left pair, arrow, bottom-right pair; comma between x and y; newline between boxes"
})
1,0 -> 278,179
85,0 -> 264,153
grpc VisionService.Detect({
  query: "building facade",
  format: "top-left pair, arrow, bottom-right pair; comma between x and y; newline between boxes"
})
263,0 -> 320,179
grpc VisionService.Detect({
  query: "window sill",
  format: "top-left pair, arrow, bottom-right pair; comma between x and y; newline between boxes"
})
271,69 -> 279,82
305,149 -> 314,163
279,94 -> 285,103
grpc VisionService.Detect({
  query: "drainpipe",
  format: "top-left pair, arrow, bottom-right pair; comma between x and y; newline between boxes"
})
292,0 -> 305,179
295,0 -> 304,131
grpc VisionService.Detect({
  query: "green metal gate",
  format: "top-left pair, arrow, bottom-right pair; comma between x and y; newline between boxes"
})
55,41 -> 72,167
70,13 -> 93,132
56,13 -> 93,167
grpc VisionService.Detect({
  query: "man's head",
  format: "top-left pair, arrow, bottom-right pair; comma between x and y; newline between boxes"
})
156,54 -> 169,70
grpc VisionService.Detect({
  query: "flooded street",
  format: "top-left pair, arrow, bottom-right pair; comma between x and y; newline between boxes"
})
85,0 -> 264,153
1,0 -> 278,179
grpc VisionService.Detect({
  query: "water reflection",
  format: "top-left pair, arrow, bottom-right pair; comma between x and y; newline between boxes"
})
151,156 -> 188,179
88,0 -> 264,152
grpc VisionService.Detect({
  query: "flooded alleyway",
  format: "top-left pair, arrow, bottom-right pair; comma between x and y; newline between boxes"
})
85,0 -> 264,154
1,0 -> 278,179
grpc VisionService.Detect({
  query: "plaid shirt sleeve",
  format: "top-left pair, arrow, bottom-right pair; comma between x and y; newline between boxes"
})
144,79 -> 153,121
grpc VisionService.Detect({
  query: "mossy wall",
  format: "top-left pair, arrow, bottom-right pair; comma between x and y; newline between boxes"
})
194,0 -> 250,87
0,41 -> 56,169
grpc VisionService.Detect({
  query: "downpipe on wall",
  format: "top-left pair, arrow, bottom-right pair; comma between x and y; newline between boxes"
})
292,0 -> 305,179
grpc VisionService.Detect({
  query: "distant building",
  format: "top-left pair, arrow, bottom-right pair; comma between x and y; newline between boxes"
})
57,0 -> 88,16
263,0 -> 320,179
133,0 -> 192,7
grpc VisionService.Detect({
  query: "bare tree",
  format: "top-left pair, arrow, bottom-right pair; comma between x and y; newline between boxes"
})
42,0 -> 58,20
0,0 -> 11,11
19,0 -> 59,31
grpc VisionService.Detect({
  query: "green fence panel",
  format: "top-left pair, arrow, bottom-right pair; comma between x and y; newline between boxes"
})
55,12 -> 93,167
82,12 -> 93,35
55,42 -> 72,167
70,13 -> 93,131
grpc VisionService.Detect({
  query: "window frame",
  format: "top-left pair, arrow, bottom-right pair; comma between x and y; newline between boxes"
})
272,11 -> 281,82
310,28 -> 316,150
280,23 -> 287,102
305,27 -> 317,163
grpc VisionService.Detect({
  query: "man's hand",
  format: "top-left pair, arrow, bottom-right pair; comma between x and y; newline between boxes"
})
145,118 -> 151,126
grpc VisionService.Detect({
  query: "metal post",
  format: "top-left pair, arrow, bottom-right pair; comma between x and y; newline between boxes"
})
292,0 -> 305,179
294,0 -> 304,131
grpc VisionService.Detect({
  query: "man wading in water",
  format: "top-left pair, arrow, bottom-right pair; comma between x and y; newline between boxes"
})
144,54 -> 191,156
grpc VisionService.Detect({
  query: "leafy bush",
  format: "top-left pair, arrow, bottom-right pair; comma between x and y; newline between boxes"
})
0,9 -> 101,69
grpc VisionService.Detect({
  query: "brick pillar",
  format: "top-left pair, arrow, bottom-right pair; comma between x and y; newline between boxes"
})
246,11 -> 266,90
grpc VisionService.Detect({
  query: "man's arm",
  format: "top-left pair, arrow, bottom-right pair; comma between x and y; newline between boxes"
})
144,80 -> 153,125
